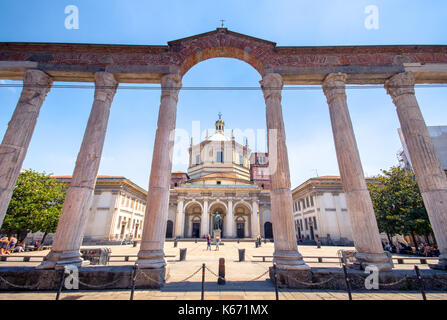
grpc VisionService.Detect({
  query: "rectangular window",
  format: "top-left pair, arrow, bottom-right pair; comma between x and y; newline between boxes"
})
196,154 -> 200,165
313,216 -> 318,230
298,201 -> 301,211
240,155 -> 243,165
305,218 -> 308,230
310,196 -> 314,207
306,197 -> 310,208
217,151 -> 223,163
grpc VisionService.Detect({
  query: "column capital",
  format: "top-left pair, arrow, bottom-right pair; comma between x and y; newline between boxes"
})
94,72 -> 118,102
260,73 -> 283,100
21,69 -> 52,103
385,72 -> 415,101
161,73 -> 182,101
322,73 -> 347,104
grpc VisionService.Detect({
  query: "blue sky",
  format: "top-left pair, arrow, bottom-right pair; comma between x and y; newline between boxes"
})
0,1 -> 446,189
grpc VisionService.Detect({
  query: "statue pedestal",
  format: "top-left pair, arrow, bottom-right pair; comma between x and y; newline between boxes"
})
213,229 -> 221,239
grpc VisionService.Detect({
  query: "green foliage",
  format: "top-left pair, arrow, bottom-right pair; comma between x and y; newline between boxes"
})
368,166 -> 432,239
1,169 -> 66,236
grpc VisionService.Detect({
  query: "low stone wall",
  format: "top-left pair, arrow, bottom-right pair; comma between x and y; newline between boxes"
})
0,266 -> 167,291
269,267 -> 447,291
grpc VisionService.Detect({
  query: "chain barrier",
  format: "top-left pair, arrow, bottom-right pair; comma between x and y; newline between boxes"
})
204,266 -> 219,278
0,275 -> 41,289
246,269 -> 270,282
77,277 -> 123,289
378,276 -> 410,287
176,266 -> 204,282
291,276 -> 337,287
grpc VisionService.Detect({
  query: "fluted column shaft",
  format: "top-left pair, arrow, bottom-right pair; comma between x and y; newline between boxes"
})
201,199 -> 209,237
175,199 -> 184,237
386,72 -> 447,269
0,70 -> 52,227
39,72 -> 118,269
137,74 -> 181,269
203,199 -> 209,236
251,199 -> 260,237
225,199 -> 234,238
260,73 -> 309,270
323,73 -> 392,271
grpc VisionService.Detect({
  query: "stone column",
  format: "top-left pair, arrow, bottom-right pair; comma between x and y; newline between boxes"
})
0,70 -> 52,227
201,199 -> 209,237
251,199 -> 260,238
136,74 -> 181,269
175,199 -> 184,237
322,73 -> 392,271
385,72 -> 447,270
260,73 -> 309,270
225,198 -> 234,238
38,72 -> 118,269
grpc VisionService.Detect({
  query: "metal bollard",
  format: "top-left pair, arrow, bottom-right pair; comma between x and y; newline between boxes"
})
414,265 -> 426,300
342,264 -> 352,300
56,266 -> 67,301
255,241 -> 259,248
174,239 -> 178,248
273,263 -> 279,300
130,264 -> 138,300
179,248 -> 187,261
201,263 -> 205,300
218,258 -> 226,285
238,249 -> 245,262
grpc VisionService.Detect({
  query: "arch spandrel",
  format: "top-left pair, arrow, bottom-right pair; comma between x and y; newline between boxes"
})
168,29 -> 276,76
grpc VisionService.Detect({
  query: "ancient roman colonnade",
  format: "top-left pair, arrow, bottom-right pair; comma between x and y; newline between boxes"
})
0,29 -> 446,273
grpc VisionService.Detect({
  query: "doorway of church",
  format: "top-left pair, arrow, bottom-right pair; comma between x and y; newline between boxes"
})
264,222 -> 273,239
192,222 -> 201,238
166,220 -> 173,238
237,222 -> 245,238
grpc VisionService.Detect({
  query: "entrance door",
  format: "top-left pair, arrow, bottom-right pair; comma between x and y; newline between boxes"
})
192,223 -> 200,238
166,220 -> 173,238
264,222 -> 273,239
310,226 -> 315,240
237,222 -> 245,238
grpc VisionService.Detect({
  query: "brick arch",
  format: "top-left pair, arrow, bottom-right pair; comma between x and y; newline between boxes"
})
180,46 -> 264,76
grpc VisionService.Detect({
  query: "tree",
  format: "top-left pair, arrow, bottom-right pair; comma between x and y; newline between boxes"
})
368,166 -> 432,246
1,169 -> 66,243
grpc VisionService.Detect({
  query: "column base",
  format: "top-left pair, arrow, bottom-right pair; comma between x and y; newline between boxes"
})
353,252 -> 393,272
136,250 -> 166,269
36,250 -> 90,270
273,250 -> 310,271
429,254 -> 447,270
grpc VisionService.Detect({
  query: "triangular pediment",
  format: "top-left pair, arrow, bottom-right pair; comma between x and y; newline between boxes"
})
168,28 -> 276,47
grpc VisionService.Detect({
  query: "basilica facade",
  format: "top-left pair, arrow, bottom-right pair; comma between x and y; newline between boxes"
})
166,115 -> 273,239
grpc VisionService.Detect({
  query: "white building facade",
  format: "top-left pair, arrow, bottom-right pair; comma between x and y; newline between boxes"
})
292,176 -> 378,245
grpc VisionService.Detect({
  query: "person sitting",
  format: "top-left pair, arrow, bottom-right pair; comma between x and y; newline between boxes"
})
0,236 -> 10,255
6,236 -> 17,253
385,243 -> 392,252
13,240 -> 25,253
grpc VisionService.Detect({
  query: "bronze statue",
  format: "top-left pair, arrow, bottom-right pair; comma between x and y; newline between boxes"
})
212,211 -> 222,230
